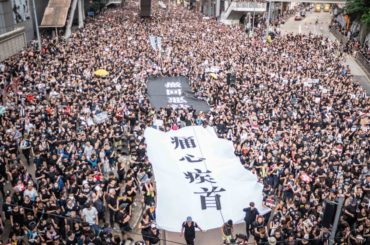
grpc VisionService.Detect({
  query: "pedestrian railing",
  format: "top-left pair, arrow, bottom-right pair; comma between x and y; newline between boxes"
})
329,27 -> 370,77
329,27 -> 348,44
355,52 -> 370,77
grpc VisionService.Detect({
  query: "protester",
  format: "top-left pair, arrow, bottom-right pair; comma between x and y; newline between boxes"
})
180,216 -> 203,245
138,214 -> 153,245
0,0 -> 369,243
243,202 -> 259,239
221,220 -> 234,244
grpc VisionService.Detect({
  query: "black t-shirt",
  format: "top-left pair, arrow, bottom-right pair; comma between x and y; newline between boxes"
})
107,195 -> 117,211
182,221 -> 198,239
66,236 -> 77,245
141,220 -> 151,238
243,207 -> 259,224
125,184 -> 136,199
23,200 -> 34,215
223,223 -> 232,236
0,161 -> 6,175
3,203 -> 12,219
11,210 -> 24,225
25,217 -> 37,230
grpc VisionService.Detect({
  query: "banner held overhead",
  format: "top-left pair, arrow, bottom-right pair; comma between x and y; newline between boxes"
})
144,126 -> 267,232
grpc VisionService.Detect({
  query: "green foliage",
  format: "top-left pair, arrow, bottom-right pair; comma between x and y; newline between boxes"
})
345,0 -> 370,25
345,0 -> 366,15
361,9 -> 370,25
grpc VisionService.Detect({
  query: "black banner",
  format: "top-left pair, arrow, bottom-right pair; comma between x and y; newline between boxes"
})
147,76 -> 210,112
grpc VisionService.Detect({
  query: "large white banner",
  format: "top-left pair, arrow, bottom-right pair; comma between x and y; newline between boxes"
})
144,126 -> 267,232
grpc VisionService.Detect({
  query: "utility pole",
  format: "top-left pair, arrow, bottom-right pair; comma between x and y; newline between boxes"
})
328,196 -> 345,245
266,0 -> 272,38
251,0 -> 256,36
31,0 -> 41,51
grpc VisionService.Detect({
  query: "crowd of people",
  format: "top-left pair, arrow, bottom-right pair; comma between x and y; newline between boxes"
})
0,0 -> 369,244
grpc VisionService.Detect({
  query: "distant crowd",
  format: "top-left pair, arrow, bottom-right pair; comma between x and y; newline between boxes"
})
0,0 -> 369,245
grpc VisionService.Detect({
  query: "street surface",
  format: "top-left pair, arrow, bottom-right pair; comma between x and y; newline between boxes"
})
280,11 -> 333,36
280,11 -> 370,95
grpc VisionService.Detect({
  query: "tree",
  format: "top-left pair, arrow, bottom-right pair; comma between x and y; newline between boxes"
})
345,0 -> 370,25
361,9 -> 370,25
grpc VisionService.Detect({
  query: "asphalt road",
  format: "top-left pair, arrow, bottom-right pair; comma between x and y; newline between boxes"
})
280,11 -> 370,95
280,11 -> 333,36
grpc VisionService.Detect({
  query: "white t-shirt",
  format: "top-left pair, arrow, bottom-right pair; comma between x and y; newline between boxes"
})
84,145 -> 94,159
82,207 -> 98,225
24,188 -> 38,201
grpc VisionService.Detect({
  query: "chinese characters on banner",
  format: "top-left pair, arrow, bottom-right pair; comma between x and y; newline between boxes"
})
165,81 -> 189,109
144,126 -> 268,232
146,77 -> 210,112
171,136 -> 226,210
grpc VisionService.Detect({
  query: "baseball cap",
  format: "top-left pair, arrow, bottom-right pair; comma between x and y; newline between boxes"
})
186,216 -> 192,222
268,237 -> 277,245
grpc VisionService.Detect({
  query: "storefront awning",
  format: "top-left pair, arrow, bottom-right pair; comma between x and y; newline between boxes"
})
40,0 -> 72,28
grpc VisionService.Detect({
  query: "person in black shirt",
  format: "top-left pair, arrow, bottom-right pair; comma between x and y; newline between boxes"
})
138,214 -> 152,245
221,220 -> 234,244
12,189 -> 23,205
148,224 -> 160,244
124,177 -> 137,205
2,195 -> 13,221
9,223 -> 24,242
65,231 -> 77,245
115,206 -> 132,232
243,202 -> 259,239
10,205 -> 24,227
0,174 -> 5,198
24,213 -> 37,230
107,189 -> 118,227
180,216 -> 203,245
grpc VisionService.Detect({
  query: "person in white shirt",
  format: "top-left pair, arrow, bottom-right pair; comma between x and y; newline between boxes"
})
82,202 -> 99,226
23,182 -> 38,202
82,201 -> 101,235
83,142 -> 94,160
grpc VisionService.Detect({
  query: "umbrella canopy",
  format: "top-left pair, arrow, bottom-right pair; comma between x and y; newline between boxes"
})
209,73 -> 218,79
94,69 -> 109,77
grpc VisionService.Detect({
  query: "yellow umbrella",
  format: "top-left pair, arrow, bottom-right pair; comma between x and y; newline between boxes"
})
209,73 -> 218,79
94,69 -> 109,77
266,35 -> 272,44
